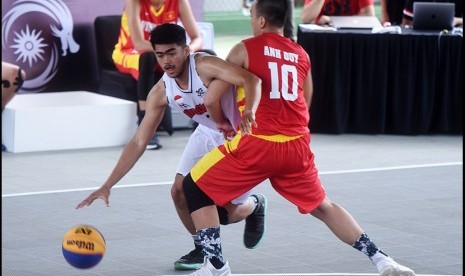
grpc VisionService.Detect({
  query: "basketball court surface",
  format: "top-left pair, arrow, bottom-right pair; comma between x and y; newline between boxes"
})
2,131 -> 462,275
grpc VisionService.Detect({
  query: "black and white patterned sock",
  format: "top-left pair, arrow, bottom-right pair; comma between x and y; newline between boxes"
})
192,234 -> 202,251
197,227 -> 224,269
352,232 -> 388,259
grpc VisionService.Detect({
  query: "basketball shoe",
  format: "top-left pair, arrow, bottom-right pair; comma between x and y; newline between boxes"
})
188,258 -> 231,276
243,194 -> 267,249
174,248 -> 204,270
146,134 -> 162,150
374,255 -> 415,276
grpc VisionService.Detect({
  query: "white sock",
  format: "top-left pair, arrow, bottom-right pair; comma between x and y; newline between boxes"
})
371,252 -> 391,270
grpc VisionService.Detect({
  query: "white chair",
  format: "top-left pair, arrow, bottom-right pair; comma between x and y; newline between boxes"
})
183,21 -> 215,52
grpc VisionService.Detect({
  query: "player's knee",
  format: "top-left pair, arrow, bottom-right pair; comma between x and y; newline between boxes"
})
182,173 -> 214,213
171,174 -> 185,205
217,206 -> 229,225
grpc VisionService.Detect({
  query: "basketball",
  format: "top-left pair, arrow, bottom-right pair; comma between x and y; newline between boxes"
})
62,224 -> 106,269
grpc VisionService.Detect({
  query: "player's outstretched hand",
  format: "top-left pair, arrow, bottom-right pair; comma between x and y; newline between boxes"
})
240,110 -> 257,135
76,186 -> 110,209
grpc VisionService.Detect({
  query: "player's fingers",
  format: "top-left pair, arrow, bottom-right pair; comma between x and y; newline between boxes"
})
251,118 -> 258,128
240,121 -> 251,135
102,197 -> 110,207
75,196 -> 96,209
75,199 -> 89,209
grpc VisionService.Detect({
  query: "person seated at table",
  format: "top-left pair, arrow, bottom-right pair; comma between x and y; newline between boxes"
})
113,0 -> 203,150
300,0 -> 375,25
2,61 -> 26,151
401,0 -> 463,27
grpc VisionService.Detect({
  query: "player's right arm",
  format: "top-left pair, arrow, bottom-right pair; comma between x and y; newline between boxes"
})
225,42 -> 261,135
75,79 -> 168,209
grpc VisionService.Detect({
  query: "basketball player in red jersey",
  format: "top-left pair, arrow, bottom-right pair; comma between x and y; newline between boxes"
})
182,0 -> 416,275
113,0 -> 203,150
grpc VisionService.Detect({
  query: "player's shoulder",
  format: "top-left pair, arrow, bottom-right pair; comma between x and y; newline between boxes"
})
193,51 -> 219,63
193,51 -> 223,69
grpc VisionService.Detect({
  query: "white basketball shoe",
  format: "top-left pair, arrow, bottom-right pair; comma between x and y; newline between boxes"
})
375,256 -> 415,276
189,257 -> 231,276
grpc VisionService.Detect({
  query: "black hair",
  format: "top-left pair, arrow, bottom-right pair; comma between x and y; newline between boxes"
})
149,23 -> 187,48
255,0 -> 288,28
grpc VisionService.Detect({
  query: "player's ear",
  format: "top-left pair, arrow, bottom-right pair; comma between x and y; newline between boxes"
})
259,16 -> 266,29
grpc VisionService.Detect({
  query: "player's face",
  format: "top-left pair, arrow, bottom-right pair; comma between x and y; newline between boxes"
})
154,44 -> 189,78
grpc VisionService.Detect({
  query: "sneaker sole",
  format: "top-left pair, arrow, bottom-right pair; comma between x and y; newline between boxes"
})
146,144 -> 162,150
380,265 -> 415,276
173,263 -> 203,271
245,194 -> 267,249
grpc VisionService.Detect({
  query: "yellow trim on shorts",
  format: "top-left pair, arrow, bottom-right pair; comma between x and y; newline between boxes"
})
251,133 -> 302,142
112,48 -> 141,70
191,147 -> 225,182
224,133 -> 241,153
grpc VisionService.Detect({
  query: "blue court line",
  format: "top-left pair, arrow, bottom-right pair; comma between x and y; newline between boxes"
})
2,162 -> 462,198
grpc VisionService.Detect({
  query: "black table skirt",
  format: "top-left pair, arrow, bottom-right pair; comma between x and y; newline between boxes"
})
297,27 -> 463,134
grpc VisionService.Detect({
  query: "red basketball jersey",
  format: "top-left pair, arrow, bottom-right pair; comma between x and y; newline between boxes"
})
117,0 -> 179,52
242,33 -> 311,136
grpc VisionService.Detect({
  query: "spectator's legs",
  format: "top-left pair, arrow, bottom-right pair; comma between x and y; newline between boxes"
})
136,52 -> 157,124
137,52 -> 162,150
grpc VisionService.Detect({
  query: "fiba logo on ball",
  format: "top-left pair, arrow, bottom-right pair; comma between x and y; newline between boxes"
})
62,225 -> 106,269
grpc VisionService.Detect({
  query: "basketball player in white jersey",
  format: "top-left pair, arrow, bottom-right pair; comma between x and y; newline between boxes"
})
76,23 -> 267,271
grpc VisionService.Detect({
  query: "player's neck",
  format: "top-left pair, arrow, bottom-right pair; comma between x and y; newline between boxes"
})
261,27 -> 284,36
151,0 -> 165,11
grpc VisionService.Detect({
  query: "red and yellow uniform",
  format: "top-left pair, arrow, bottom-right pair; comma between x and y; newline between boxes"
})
112,0 -> 179,80
305,0 -> 373,22
190,33 -> 326,214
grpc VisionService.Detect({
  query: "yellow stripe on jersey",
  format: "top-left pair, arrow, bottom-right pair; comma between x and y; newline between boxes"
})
236,86 -> 246,114
191,147 -> 225,182
251,133 -> 302,142
151,5 -> 165,16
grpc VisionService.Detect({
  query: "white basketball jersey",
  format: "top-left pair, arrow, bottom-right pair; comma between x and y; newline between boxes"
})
163,54 -> 241,131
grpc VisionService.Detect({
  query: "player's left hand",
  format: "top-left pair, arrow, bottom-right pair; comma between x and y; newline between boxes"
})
216,121 -> 236,140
